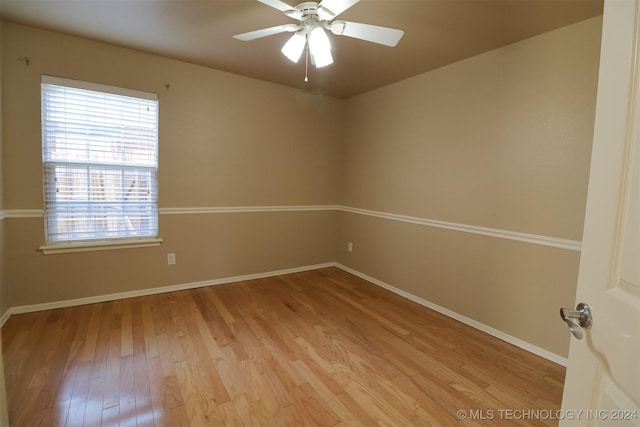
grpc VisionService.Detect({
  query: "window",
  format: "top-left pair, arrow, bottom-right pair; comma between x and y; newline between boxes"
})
41,76 -> 159,248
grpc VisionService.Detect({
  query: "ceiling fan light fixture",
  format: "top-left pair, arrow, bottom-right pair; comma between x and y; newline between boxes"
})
308,26 -> 333,68
235,0 -> 404,74
281,32 -> 306,63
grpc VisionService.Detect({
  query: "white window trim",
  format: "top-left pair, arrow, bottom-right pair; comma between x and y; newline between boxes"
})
42,75 -> 158,101
39,238 -> 163,255
40,75 -> 160,251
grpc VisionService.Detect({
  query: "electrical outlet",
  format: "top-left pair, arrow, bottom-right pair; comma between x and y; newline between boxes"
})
348,242 -> 353,252
167,253 -> 176,265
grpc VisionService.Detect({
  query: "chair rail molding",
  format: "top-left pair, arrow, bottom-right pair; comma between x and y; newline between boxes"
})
338,205 -> 582,252
2,205 -> 581,251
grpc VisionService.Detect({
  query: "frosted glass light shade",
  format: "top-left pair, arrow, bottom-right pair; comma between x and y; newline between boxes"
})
308,27 -> 333,68
281,32 -> 306,63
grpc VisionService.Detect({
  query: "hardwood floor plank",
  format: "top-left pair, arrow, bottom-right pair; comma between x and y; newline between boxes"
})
83,376 -> 105,427
101,328 -> 121,411
169,405 -> 190,427
22,407 -> 52,426
90,302 -> 113,381
205,288 -> 236,326
100,404 -> 119,427
29,316 -> 78,413
342,380 -> 414,426
5,311 -> 55,417
11,384 -> 43,427
260,340 -> 306,387
168,306 -> 192,364
246,351 -> 294,415
145,355 -> 165,424
247,399 -> 276,426
292,339 -> 344,396
42,395 -> 72,427
141,301 -> 160,360
3,267 -> 566,426
155,334 -> 177,379
162,375 -> 185,410
199,287 -> 248,361
120,302 -> 134,358
174,360 -> 209,426
216,346 -> 261,403
293,359 -> 357,423
389,374 -> 464,426
218,394 -> 260,427
118,354 -> 136,426
290,382 -> 340,426
172,291 -> 230,405
334,391 -> 377,426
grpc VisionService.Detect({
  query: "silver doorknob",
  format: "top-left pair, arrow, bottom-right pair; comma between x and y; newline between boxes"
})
560,303 -> 592,339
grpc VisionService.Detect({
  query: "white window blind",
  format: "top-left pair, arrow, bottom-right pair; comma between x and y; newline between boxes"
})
41,76 -> 159,244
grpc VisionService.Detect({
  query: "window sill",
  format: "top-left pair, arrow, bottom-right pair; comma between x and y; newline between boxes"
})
39,238 -> 163,255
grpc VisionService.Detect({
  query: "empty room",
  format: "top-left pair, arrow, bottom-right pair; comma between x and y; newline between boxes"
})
1,0 -> 639,425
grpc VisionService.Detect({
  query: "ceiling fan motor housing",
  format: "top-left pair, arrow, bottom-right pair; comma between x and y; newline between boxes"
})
286,2 -> 337,37
289,2 -> 321,20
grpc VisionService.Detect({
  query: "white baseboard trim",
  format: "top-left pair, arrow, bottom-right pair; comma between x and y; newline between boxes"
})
4,262 -> 335,319
335,263 -> 569,367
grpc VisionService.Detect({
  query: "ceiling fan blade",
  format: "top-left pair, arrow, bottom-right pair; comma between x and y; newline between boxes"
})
332,20 -> 404,47
233,24 -> 299,41
317,0 -> 359,20
256,0 -> 304,20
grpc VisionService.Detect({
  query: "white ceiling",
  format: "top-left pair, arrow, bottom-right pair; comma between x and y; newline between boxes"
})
0,0 -> 603,99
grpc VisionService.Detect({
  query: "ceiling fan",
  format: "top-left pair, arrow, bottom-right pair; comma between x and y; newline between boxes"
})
233,0 -> 404,69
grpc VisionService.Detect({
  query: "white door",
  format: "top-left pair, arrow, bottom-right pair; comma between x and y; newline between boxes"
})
560,0 -> 640,425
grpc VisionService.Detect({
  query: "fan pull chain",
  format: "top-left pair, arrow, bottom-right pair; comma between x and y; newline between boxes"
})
304,43 -> 309,82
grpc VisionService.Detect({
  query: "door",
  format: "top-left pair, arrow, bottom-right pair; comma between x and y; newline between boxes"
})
560,0 -> 640,424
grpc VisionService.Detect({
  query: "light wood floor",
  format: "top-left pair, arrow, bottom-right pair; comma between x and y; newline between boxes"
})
2,267 -> 565,426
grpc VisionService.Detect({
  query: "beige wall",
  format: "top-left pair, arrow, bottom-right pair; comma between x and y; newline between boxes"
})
1,22 -> 342,306
0,222 -> 4,317
0,17 -> 10,427
338,17 -> 602,357
7,212 -> 337,306
2,23 -> 343,210
0,16 -> 602,361
0,17 -> 6,315
0,18 -> 6,315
